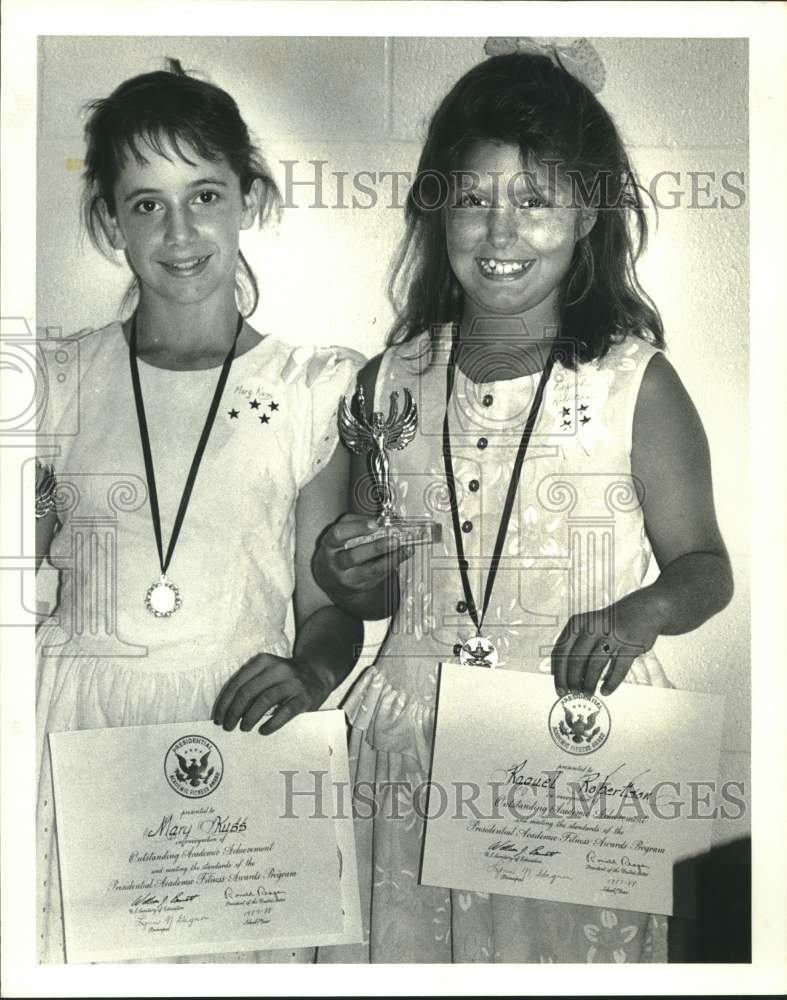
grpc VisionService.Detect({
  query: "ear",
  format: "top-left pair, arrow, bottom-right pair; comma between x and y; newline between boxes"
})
240,177 -> 264,230
576,205 -> 597,240
96,198 -> 127,251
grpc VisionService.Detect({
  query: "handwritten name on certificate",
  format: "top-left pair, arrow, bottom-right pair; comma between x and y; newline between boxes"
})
48,711 -> 362,963
421,665 -> 725,915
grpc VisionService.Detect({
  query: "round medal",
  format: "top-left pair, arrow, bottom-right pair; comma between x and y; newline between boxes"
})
145,575 -> 182,617
459,635 -> 498,668
442,334 -> 556,677
130,312 -> 242,626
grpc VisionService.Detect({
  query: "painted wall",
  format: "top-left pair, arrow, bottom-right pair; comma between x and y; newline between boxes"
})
37,35 -> 749,844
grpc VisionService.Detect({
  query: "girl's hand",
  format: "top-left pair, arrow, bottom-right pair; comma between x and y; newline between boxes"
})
212,653 -> 334,736
313,512 -> 412,599
551,589 -> 665,698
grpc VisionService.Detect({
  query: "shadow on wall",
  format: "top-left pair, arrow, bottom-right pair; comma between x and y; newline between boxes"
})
669,837 -> 751,962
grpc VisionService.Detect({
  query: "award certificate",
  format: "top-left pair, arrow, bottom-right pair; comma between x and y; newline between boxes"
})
49,710 -> 361,963
421,665 -> 726,915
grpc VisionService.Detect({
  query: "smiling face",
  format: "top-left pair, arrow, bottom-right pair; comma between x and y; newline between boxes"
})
445,141 -> 596,331
100,137 -> 259,310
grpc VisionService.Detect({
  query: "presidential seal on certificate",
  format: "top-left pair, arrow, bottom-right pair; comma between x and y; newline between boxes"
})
420,665 -> 726,915
48,711 -> 362,963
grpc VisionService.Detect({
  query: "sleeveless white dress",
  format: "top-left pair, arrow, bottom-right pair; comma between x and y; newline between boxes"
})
318,327 -> 671,963
36,322 -> 362,963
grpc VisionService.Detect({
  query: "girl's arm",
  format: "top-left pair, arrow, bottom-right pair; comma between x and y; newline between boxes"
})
36,511 -> 59,572
35,461 -> 60,572
312,355 -> 411,621
627,352 -> 734,632
213,440 -> 364,736
552,352 -> 734,696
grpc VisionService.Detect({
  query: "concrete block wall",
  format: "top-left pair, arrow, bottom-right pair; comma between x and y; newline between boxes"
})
37,36 -> 749,844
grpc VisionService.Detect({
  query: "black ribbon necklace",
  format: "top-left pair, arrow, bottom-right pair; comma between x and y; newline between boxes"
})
441,329 -> 556,666
129,311 -> 243,617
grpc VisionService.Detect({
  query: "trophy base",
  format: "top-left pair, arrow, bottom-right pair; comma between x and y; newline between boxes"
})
342,516 -> 442,551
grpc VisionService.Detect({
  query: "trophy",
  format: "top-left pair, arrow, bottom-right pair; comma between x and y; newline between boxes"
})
338,384 -> 441,550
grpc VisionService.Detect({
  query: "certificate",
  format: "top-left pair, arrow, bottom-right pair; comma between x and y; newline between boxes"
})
421,665 -> 725,915
48,710 -> 362,963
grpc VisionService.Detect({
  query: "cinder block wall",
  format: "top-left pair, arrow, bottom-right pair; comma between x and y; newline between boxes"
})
37,36 -> 749,844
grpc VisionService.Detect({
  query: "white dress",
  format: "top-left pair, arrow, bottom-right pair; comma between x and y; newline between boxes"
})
36,321 -> 362,963
317,328 -> 672,963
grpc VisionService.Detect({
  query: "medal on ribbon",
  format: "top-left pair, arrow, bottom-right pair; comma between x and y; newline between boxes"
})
129,312 -> 243,618
441,330 -> 556,667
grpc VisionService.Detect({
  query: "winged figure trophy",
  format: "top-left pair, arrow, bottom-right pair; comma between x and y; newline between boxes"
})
338,385 -> 418,526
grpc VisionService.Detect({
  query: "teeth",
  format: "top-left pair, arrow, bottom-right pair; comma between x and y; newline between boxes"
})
166,256 -> 208,271
479,258 -> 529,276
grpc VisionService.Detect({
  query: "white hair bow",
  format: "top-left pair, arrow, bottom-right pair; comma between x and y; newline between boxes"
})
484,37 -> 606,94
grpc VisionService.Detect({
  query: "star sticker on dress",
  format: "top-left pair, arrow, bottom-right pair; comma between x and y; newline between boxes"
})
562,418 -> 572,429
580,414 -> 591,424
259,414 -> 270,424
269,401 -> 279,412
249,399 -> 260,409
562,406 -> 571,417
228,408 -> 239,419
579,403 -> 589,412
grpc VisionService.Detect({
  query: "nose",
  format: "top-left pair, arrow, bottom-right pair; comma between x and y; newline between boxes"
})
164,205 -> 198,246
486,206 -> 518,250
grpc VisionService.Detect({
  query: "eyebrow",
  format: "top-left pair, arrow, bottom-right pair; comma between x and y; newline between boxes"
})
123,177 -> 229,203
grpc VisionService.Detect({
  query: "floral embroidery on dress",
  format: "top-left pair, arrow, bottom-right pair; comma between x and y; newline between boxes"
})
372,861 -> 417,892
399,580 -> 436,642
514,504 -> 565,569
433,901 -> 452,946
583,909 -> 639,962
458,929 -> 492,961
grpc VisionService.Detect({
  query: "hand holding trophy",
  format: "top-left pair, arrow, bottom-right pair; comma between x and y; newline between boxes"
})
338,384 -> 441,550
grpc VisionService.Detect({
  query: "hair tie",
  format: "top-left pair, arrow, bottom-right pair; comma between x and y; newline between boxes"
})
484,37 -> 606,94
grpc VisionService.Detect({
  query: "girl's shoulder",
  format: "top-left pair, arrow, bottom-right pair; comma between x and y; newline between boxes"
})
65,320 -> 123,347
565,336 -> 665,449
41,320 -> 123,364
38,322 -> 125,439
259,334 -> 366,390
382,328 -> 435,367
590,334 -> 662,376
255,337 -> 364,489
374,328 -> 438,386
355,330 -> 434,410
571,335 -> 663,403
41,321 -> 130,393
